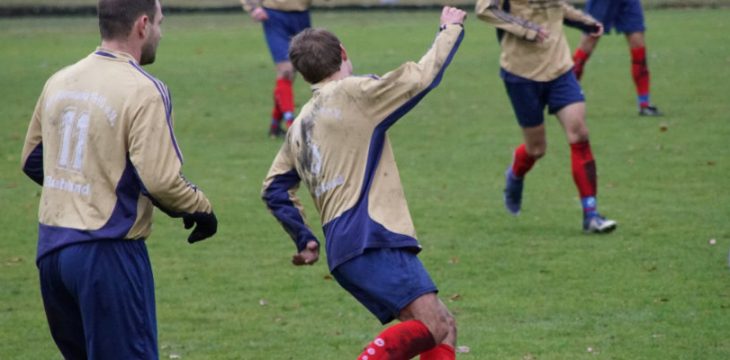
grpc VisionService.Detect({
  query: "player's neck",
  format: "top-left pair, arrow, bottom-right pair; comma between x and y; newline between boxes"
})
100,39 -> 142,64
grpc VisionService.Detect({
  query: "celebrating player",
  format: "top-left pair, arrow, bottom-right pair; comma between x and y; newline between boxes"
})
573,0 -> 661,116
20,0 -> 217,358
475,0 -> 617,233
240,0 -> 312,138
261,7 -> 466,359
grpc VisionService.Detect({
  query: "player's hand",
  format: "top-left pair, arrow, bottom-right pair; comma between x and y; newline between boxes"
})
589,22 -> 604,37
440,6 -> 467,27
536,27 -> 550,43
250,7 -> 268,22
182,211 -> 218,243
292,240 -> 319,266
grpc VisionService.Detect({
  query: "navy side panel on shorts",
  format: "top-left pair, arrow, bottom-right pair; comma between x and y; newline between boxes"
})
331,248 -> 437,324
38,240 -> 158,360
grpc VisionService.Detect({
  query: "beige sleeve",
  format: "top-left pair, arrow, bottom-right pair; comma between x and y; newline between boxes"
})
475,0 -> 541,41
352,23 -> 465,125
21,95 -> 43,168
128,93 -> 212,216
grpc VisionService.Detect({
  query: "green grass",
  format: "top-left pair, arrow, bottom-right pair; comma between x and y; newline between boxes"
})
2,0 -> 730,9
1,8 -> 730,360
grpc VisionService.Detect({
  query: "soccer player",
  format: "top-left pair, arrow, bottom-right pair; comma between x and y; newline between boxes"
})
261,7 -> 466,359
20,0 -> 218,358
240,0 -> 312,138
572,0 -> 662,116
475,0 -> 617,233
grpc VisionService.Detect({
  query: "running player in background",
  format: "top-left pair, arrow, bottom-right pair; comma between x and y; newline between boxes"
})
262,7 -> 466,359
475,0 -> 617,233
240,0 -> 312,138
573,0 -> 662,116
21,0 -> 217,357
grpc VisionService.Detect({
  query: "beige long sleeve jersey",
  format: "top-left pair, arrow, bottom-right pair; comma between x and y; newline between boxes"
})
21,48 -> 212,261
475,0 -> 599,81
239,0 -> 311,12
262,24 -> 465,271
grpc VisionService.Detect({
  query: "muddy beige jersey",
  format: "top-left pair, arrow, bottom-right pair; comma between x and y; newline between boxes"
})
262,24 -> 464,270
476,0 -> 599,81
21,48 -> 212,261
239,0 -> 311,12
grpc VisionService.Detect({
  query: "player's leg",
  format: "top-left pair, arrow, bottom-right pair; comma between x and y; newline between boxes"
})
573,0 -> 612,80
64,240 -> 159,359
266,10 -> 312,137
398,294 -> 457,360
555,103 -> 616,233
38,249 -> 88,359
616,0 -> 660,115
625,31 -> 660,115
573,34 -> 600,81
332,248 -> 455,359
263,9 -> 296,137
549,71 -> 616,233
501,70 -> 548,215
274,61 -> 296,130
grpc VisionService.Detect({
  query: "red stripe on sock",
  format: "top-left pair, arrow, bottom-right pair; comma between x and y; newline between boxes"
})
570,141 -> 597,198
420,344 -> 455,360
630,46 -> 650,102
358,320 -> 436,360
511,144 -> 537,178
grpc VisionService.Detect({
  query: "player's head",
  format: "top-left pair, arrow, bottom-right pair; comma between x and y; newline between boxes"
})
289,28 -> 348,84
98,0 -> 163,65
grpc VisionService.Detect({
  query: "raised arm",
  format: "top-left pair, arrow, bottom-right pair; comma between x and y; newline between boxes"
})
352,7 -> 466,128
261,144 -> 320,255
475,0 -> 545,42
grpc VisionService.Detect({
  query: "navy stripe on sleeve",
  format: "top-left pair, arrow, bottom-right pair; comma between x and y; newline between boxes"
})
263,170 -> 318,251
23,143 -> 44,186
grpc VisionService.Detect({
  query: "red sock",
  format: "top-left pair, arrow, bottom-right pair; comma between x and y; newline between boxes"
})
570,141 -> 597,198
420,344 -> 455,360
630,46 -> 650,107
270,106 -> 282,131
357,320 -> 436,360
511,144 -> 536,178
572,48 -> 591,81
274,77 -> 295,114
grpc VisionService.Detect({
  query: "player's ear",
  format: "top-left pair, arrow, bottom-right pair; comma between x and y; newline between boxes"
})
340,44 -> 348,61
134,14 -> 150,39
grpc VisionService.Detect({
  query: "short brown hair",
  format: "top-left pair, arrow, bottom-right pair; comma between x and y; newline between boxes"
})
98,0 -> 157,40
289,28 -> 343,84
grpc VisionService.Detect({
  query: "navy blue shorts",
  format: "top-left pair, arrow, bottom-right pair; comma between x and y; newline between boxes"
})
331,248 -> 438,324
38,240 -> 157,360
502,68 -> 585,128
585,0 -> 646,34
262,8 -> 311,63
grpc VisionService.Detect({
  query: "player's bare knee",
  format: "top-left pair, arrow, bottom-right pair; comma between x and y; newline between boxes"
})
527,147 -> 546,159
276,67 -> 296,81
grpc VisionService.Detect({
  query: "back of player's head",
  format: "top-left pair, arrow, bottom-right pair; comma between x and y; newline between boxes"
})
289,28 -> 342,84
98,0 -> 158,40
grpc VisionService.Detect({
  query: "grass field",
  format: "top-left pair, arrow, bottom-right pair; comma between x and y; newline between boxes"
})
1,7 -> 729,360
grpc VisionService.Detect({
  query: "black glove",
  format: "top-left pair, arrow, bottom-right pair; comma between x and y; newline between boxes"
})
182,211 -> 218,243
